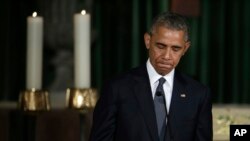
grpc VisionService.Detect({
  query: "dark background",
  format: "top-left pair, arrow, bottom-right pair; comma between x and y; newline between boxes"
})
0,0 -> 250,103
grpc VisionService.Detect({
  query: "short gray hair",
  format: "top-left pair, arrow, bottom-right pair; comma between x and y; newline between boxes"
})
148,12 -> 190,42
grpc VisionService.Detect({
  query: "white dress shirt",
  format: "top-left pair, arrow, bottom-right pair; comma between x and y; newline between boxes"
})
146,59 -> 174,114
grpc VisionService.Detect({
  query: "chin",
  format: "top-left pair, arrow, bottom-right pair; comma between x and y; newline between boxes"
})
157,69 -> 172,75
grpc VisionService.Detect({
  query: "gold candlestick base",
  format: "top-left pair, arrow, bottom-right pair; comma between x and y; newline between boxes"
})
66,88 -> 98,113
18,89 -> 50,111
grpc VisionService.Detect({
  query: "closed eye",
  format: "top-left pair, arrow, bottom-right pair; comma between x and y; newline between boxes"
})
156,43 -> 166,49
172,46 -> 182,52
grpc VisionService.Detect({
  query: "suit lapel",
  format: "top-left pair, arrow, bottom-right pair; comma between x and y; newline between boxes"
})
168,71 -> 187,135
132,66 -> 158,141
131,67 -> 188,141
169,71 -> 187,114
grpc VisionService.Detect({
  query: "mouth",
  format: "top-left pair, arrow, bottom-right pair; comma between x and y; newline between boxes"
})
157,62 -> 173,69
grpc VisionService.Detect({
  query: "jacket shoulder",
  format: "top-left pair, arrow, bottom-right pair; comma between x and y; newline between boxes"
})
176,71 -> 209,90
108,65 -> 147,85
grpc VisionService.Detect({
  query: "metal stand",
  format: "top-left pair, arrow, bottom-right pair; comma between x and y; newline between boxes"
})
18,89 -> 50,111
66,88 -> 98,141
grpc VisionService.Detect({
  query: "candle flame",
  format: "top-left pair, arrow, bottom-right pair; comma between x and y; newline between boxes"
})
32,12 -> 37,17
81,10 -> 86,15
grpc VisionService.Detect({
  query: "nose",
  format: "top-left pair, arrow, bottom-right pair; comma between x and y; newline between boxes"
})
163,48 -> 171,59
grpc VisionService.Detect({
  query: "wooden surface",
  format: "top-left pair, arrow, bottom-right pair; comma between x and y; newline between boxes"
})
0,107 -> 93,141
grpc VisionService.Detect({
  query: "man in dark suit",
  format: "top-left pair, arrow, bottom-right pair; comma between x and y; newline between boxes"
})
89,12 -> 212,141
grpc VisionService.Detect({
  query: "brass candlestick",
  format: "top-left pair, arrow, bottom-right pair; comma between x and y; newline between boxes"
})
18,89 -> 50,111
66,88 -> 98,141
66,88 -> 98,113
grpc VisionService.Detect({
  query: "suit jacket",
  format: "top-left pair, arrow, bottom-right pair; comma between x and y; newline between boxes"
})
89,65 -> 212,141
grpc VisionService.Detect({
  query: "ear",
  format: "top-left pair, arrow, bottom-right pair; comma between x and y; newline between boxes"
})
144,33 -> 151,49
183,41 -> 191,55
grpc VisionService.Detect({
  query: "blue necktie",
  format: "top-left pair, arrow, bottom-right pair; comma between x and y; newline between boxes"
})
154,77 -> 167,141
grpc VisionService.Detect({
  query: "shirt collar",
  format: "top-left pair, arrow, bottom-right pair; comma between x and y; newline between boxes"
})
146,59 -> 175,87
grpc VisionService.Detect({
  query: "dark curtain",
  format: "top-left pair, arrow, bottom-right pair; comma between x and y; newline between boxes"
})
91,0 -> 169,89
1,0 -> 250,103
91,0 -> 250,104
0,0 -> 27,100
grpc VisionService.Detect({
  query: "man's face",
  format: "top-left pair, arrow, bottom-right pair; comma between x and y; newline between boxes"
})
144,26 -> 190,75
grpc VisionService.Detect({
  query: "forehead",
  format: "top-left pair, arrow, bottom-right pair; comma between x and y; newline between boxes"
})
151,26 -> 186,42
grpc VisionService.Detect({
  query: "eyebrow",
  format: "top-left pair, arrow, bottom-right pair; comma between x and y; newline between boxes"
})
156,42 -> 166,47
156,42 -> 182,48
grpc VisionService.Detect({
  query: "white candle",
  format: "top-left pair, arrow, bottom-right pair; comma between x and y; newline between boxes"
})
74,10 -> 91,88
26,12 -> 43,89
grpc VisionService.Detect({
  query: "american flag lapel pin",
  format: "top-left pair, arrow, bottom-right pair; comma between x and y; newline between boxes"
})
180,94 -> 186,98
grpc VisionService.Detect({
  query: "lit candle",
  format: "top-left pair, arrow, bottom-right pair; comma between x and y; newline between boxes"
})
74,10 -> 91,88
26,12 -> 43,89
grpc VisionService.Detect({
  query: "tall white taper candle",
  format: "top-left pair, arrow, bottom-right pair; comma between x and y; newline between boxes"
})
74,10 -> 91,88
26,12 -> 43,89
